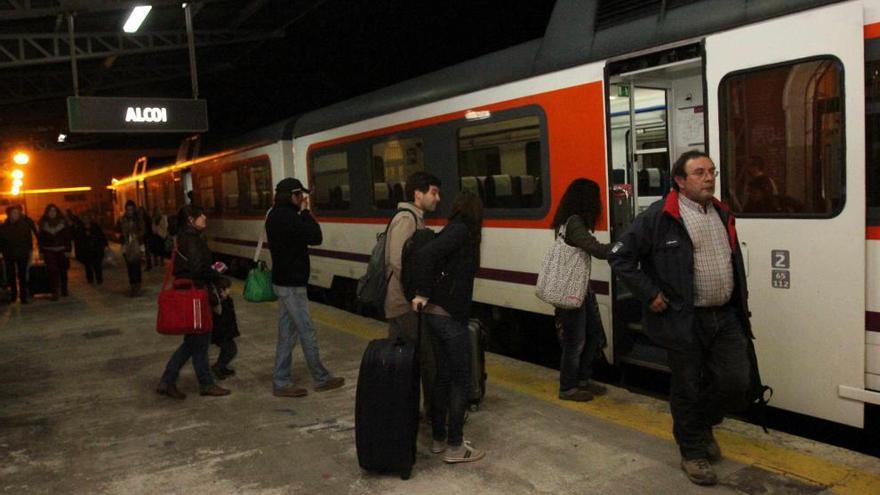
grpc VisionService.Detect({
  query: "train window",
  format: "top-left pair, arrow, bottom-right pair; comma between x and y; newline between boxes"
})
457,115 -> 543,209
197,175 -> 216,213
370,137 -> 424,209
866,39 -> 880,224
243,159 -> 273,215
310,151 -> 350,210
221,169 -> 240,214
720,57 -> 844,217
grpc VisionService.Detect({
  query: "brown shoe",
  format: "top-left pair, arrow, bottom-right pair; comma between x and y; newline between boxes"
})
200,385 -> 231,396
705,430 -> 722,463
559,389 -> 593,402
681,458 -> 718,486
315,376 -> 345,392
274,385 -> 308,397
156,383 -> 186,400
579,381 -> 608,396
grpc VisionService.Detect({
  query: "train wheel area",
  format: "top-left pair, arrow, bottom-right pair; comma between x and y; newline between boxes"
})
1,261 -> 878,494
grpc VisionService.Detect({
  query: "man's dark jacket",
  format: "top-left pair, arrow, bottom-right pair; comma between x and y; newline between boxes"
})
173,225 -> 218,286
0,216 -> 36,260
265,202 -> 322,287
608,190 -> 752,351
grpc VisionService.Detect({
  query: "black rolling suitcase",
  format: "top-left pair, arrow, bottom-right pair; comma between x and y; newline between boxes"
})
355,319 -> 421,479
467,319 -> 488,410
28,262 -> 51,296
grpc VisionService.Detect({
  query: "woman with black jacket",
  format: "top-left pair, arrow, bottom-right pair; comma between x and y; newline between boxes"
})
410,191 -> 485,464
552,179 -> 612,403
72,211 -> 108,285
37,203 -> 72,300
156,205 -> 230,400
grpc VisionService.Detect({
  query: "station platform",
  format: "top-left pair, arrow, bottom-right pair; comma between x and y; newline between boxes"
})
2,261 -> 880,494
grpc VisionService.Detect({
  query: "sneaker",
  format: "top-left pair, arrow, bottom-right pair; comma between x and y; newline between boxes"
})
200,385 -> 231,397
431,439 -> 447,454
705,430 -> 722,463
314,376 -> 345,392
443,440 -> 485,464
680,458 -> 717,486
559,389 -> 594,402
156,383 -> 186,400
579,381 -> 608,396
274,385 -> 308,397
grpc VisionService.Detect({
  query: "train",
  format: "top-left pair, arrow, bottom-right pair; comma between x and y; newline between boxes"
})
110,0 -> 880,432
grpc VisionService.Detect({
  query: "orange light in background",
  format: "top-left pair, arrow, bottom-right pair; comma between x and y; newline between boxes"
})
12,151 -> 29,165
11,169 -> 24,180
22,186 -> 92,194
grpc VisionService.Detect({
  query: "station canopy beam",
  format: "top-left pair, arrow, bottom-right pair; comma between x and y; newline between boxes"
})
0,29 -> 282,69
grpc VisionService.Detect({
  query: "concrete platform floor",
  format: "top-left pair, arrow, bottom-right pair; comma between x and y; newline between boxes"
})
1,261 -> 880,494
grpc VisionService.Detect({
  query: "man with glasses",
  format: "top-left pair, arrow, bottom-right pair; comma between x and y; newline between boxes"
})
609,150 -> 752,486
267,178 -> 345,398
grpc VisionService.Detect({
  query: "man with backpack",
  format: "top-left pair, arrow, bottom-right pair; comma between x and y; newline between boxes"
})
385,171 -> 441,419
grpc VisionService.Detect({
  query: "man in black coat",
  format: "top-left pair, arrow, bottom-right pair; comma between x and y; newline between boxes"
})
609,151 -> 752,486
0,205 -> 36,303
266,178 -> 344,398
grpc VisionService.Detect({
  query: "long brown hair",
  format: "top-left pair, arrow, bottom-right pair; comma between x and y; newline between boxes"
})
448,191 -> 483,266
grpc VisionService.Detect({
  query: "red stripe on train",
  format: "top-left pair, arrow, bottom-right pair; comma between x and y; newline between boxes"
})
866,22 -> 880,40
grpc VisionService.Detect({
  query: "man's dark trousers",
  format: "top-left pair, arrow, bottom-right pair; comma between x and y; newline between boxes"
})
667,305 -> 751,460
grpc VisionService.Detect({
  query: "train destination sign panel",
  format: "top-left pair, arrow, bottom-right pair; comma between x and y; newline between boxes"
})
67,96 -> 208,133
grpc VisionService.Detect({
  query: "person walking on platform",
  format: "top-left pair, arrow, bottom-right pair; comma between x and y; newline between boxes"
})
384,171 -> 441,420
552,179 -> 612,402
38,204 -> 72,301
72,211 -> 108,285
0,205 -> 37,304
139,207 -> 153,272
411,191 -> 485,464
116,200 -> 145,297
211,276 -> 240,379
149,207 -> 169,267
267,178 -> 344,398
609,150 -> 753,486
157,205 -> 230,400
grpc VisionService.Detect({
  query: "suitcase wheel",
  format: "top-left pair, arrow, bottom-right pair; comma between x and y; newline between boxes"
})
400,468 -> 412,480
469,403 -> 479,412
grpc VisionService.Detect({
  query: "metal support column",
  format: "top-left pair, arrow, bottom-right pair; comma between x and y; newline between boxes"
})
184,3 -> 199,99
67,12 -> 79,96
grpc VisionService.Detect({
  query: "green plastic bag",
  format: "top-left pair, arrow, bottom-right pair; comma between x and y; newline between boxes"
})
243,261 -> 277,302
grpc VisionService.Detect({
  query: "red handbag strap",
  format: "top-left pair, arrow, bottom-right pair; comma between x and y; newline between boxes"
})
161,242 -> 177,291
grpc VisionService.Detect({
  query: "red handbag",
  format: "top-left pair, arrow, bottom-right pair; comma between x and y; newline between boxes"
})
156,249 -> 213,335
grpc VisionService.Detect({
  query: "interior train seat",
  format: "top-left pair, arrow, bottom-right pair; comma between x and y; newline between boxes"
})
374,182 -> 392,209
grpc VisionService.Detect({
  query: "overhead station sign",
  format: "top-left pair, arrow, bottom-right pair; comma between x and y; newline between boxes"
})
67,96 -> 208,133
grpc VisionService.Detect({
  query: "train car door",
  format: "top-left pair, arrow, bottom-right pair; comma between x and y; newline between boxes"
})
606,44 -> 706,371
705,2 -> 865,427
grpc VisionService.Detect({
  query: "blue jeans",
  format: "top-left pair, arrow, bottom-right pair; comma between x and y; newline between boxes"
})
427,314 -> 471,447
557,290 -> 604,393
668,305 -> 751,460
273,285 -> 332,390
160,332 -> 215,387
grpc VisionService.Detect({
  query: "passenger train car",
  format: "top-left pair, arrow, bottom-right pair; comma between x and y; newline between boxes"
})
112,0 -> 880,431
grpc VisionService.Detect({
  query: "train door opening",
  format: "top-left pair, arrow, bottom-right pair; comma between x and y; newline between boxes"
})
605,45 -> 706,371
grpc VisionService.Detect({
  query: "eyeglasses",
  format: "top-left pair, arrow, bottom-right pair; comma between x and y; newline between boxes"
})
689,168 -> 719,178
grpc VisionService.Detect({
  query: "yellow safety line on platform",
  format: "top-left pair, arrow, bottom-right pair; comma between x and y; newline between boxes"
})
307,304 -> 880,494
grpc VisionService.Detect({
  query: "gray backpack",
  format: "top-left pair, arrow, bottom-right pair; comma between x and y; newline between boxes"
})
356,209 -> 417,306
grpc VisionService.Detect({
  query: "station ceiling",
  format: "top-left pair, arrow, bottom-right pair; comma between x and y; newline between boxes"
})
0,0 -> 554,153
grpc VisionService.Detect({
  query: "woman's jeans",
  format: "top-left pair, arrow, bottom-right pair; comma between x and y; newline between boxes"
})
426,313 -> 471,447
160,332 -> 215,388
557,290 -> 604,393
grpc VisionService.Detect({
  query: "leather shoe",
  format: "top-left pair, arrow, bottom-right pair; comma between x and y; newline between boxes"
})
156,383 -> 186,400
315,376 -> 345,392
274,386 -> 308,397
200,385 -> 231,396
681,458 -> 718,486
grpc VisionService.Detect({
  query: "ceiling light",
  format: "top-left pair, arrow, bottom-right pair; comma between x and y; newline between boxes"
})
123,6 -> 152,33
12,151 -> 29,165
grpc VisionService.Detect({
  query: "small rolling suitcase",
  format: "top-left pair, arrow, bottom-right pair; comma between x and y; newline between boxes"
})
467,319 -> 488,410
28,262 -> 51,296
355,317 -> 421,480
